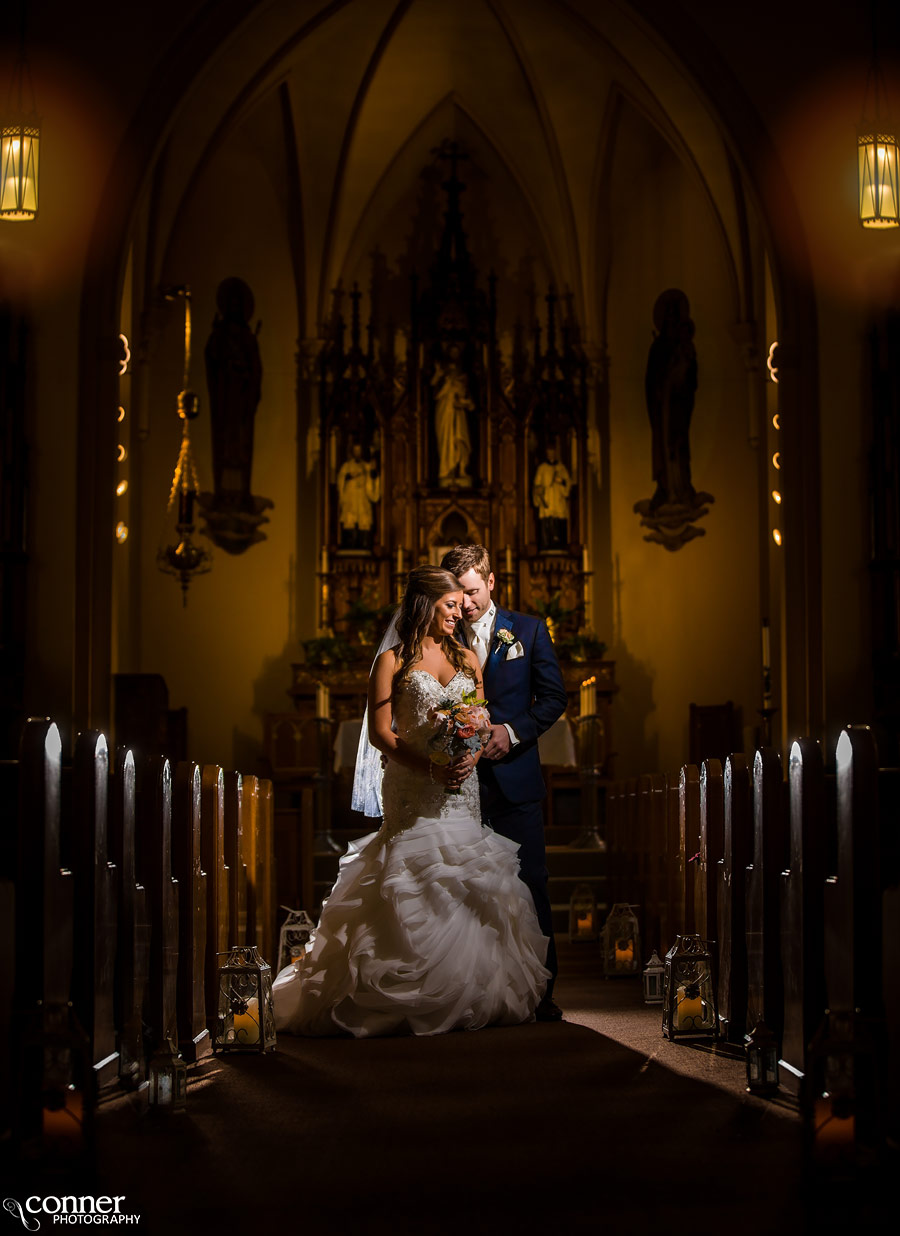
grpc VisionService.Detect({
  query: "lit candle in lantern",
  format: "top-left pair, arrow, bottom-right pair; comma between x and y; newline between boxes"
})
614,941 -> 634,969
505,545 -> 513,575
813,1097 -> 855,1150
233,997 -> 260,1045
676,986 -> 705,1031
43,1090 -> 84,1152
576,912 -> 594,937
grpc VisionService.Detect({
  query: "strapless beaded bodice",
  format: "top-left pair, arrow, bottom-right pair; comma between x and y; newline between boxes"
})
380,669 -> 481,838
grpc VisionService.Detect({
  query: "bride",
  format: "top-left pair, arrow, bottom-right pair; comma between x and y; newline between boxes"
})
272,564 -> 551,1037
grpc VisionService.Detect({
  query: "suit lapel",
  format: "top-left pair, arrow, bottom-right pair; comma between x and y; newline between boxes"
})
483,607 -> 513,684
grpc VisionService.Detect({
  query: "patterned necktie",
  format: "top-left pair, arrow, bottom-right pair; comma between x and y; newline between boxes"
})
470,621 -> 490,668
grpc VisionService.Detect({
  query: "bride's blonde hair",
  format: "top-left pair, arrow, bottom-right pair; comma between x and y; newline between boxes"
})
392,565 -> 476,697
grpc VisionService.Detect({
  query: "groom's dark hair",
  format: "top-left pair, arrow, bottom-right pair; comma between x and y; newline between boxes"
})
440,543 -> 492,583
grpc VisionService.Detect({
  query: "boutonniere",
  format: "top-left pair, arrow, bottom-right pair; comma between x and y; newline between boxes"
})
495,628 -> 524,660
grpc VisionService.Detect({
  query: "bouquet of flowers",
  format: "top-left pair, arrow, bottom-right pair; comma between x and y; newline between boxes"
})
427,689 -> 492,794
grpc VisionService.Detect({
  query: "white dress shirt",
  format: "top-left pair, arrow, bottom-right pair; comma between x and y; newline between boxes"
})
465,603 -> 519,747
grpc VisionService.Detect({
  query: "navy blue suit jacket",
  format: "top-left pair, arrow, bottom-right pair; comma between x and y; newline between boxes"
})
460,607 -> 568,805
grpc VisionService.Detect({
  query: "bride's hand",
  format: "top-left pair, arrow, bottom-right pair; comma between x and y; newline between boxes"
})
447,754 -> 475,787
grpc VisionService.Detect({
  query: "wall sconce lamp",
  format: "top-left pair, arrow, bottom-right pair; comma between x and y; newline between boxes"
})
156,286 -> 212,604
1,5 -> 40,220
858,4 -> 899,227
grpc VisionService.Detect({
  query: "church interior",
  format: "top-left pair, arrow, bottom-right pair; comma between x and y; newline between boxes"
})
1,0 -> 899,1231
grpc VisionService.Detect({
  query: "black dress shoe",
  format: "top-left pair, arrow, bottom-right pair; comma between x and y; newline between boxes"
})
535,997 -> 564,1022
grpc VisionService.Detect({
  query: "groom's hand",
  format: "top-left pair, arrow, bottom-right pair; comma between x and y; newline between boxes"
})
483,724 -> 511,760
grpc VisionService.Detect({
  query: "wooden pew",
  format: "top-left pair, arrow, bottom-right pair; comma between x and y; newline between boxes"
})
223,771 -> 248,948
201,764 -> 228,1035
717,753 -> 751,1042
0,757 -> 15,1135
173,761 -> 210,1061
12,719 -> 88,1160
813,727 -> 884,1149
663,772 -> 683,949
745,747 -> 786,1040
242,774 -> 263,956
140,756 -> 179,1057
696,759 -> 724,950
635,774 -> 653,941
71,730 -> 119,1090
258,779 -> 276,965
679,764 -> 700,935
109,747 -> 148,1089
778,737 -> 826,1095
646,773 -> 667,952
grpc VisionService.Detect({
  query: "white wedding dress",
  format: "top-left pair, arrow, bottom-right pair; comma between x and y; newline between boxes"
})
272,669 -> 550,1037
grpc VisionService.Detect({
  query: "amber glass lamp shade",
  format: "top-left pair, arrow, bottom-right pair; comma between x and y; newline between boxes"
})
0,116 -> 39,220
858,128 -> 900,228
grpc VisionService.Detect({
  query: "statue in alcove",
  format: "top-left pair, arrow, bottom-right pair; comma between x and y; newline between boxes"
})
645,288 -> 698,509
633,289 -> 714,550
432,343 -> 473,487
532,443 -> 572,551
199,276 -> 273,553
336,442 -> 380,550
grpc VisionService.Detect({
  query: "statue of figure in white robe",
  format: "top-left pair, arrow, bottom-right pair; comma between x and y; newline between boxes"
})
533,445 -> 572,551
337,443 -> 380,549
432,347 -> 473,487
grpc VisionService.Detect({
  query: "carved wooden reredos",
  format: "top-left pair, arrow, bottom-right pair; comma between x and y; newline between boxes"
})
317,141 -> 593,639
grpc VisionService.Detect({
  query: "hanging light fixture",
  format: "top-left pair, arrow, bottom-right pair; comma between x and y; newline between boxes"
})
858,3 -> 899,228
156,286 -> 212,604
1,3 -> 40,220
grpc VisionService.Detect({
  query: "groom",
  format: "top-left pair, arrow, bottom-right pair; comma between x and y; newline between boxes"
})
441,544 -> 568,1021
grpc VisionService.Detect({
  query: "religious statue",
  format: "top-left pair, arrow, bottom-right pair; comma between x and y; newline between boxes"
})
204,277 -> 263,508
432,345 -> 473,487
532,444 -> 572,551
199,276 -> 273,554
644,289 -> 698,510
633,289 -> 713,550
336,442 -> 380,549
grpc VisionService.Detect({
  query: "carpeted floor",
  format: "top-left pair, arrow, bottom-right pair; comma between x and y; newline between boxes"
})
4,947 -> 892,1235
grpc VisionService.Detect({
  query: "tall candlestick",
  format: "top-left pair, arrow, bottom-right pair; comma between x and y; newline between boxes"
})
762,620 -> 771,670
505,545 -> 513,575
320,546 -> 329,574
396,545 -> 404,574
316,683 -> 330,719
582,546 -> 590,573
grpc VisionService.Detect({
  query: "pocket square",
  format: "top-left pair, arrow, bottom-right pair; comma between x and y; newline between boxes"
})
505,641 -> 524,660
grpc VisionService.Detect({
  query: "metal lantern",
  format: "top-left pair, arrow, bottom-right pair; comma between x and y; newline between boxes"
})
148,1044 -> 187,1112
568,883 -> 597,942
662,934 -> 718,1039
215,945 -> 276,1053
745,1019 -> 779,1095
601,903 -> 641,976
277,906 -> 316,972
642,949 -> 665,1004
